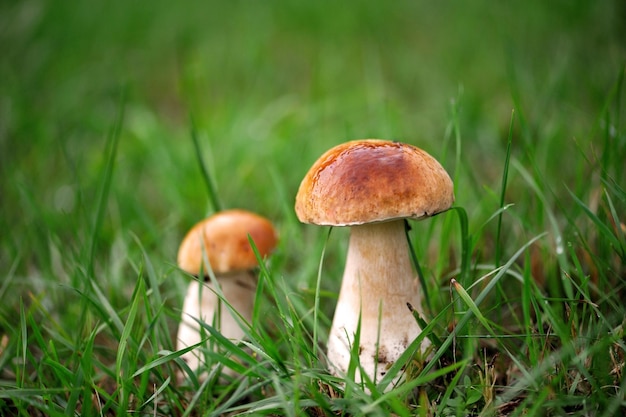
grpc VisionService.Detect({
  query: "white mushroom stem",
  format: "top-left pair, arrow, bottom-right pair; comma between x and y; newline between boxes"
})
326,220 -> 429,385
176,271 -> 256,378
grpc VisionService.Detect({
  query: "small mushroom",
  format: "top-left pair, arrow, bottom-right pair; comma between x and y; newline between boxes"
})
176,209 -> 278,379
295,139 -> 454,386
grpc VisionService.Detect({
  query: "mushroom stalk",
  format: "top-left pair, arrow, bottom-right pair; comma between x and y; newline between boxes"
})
177,271 -> 256,378
326,220 -> 428,384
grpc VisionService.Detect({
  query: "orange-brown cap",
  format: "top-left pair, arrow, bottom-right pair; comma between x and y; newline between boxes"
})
295,139 -> 454,226
177,209 -> 278,275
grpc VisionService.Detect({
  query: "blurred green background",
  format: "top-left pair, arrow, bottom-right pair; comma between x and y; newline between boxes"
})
1,0 -> 624,310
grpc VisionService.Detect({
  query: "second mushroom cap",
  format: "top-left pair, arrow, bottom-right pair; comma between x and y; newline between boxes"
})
177,209 -> 278,276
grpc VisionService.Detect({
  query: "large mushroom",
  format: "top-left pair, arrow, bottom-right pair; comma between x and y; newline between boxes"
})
176,209 -> 278,379
295,139 -> 454,386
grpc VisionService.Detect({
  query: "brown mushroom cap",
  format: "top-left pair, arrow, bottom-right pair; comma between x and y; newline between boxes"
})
295,139 -> 454,226
177,209 -> 278,275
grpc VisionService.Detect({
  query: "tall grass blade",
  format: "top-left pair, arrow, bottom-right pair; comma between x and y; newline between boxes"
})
450,206 -> 471,287
496,110 -> 514,267
190,115 -> 222,213
600,66 -> 624,184
313,228 -> 332,357
405,220 -> 430,312
603,188 -> 626,257
76,87 -> 125,362
116,266 -> 145,412
88,87 -> 126,278
19,299 -> 27,389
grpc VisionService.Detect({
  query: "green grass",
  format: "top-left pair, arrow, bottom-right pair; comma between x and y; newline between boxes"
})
1,1 -> 625,415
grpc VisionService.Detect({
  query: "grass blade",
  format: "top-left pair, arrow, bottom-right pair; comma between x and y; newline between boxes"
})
313,228 -> 332,358
451,278 -> 496,336
405,220 -> 431,312
190,115 -> 222,213
450,206 -> 472,287
116,266 -> 145,412
88,87 -> 126,278
496,110 -> 515,267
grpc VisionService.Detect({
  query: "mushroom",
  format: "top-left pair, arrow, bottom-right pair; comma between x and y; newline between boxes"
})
176,209 -> 278,379
295,139 -> 454,386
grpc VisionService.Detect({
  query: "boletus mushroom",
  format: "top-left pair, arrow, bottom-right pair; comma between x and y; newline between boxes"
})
295,139 -> 454,386
176,209 -> 278,379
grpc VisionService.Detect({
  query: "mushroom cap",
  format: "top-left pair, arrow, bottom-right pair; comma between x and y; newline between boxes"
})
177,209 -> 278,275
295,139 -> 454,226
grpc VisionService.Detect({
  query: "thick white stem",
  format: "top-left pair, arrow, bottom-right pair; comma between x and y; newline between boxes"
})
176,271 -> 256,378
326,220 -> 428,385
